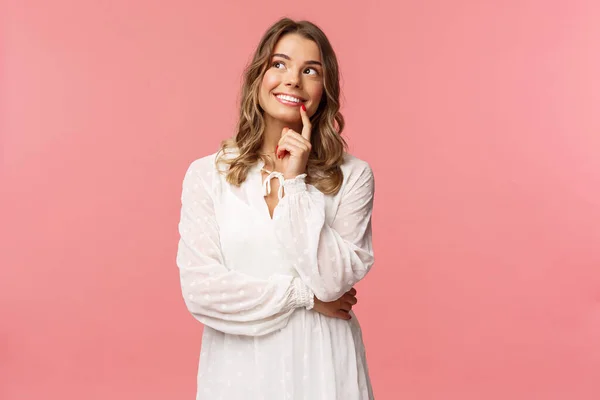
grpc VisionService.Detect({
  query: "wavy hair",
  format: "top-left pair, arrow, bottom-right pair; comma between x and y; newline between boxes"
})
215,17 -> 347,195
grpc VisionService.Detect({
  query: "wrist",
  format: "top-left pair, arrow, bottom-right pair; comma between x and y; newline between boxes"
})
292,278 -> 314,310
282,173 -> 308,194
313,296 -> 321,307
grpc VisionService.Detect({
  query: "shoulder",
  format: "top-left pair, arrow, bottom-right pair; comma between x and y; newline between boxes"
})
184,152 -> 218,181
185,146 -> 239,179
340,152 -> 374,186
332,152 -> 375,201
182,151 -> 223,196
182,146 -> 242,196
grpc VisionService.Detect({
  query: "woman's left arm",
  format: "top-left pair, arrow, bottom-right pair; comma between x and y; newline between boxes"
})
272,163 -> 375,302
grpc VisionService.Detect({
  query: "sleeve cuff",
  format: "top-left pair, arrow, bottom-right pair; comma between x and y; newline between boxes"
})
282,173 -> 308,195
292,277 -> 315,310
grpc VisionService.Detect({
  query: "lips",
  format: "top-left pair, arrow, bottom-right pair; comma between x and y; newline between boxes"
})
274,93 -> 306,102
274,93 -> 306,108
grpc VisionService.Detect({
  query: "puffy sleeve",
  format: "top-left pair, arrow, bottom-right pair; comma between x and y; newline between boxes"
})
176,158 -> 314,337
272,161 -> 375,302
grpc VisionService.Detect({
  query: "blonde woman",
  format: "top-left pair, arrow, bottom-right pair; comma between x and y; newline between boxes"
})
177,18 -> 376,399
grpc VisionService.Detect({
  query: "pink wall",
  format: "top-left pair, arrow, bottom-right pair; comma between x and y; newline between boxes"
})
2,0 -> 599,399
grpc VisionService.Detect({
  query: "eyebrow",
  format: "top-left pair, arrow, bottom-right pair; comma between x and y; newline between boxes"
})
272,53 -> 322,67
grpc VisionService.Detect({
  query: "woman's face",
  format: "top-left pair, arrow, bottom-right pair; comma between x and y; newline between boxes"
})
258,33 -> 324,125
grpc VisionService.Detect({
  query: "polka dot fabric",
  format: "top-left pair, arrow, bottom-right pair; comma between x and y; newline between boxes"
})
176,149 -> 376,399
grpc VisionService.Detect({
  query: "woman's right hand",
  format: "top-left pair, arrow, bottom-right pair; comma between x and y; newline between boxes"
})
312,288 -> 358,320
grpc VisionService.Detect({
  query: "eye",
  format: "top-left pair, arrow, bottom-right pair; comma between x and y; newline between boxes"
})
272,61 -> 285,69
304,67 -> 319,75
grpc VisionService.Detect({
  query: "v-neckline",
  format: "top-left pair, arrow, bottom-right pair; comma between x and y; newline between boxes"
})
252,159 -> 281,222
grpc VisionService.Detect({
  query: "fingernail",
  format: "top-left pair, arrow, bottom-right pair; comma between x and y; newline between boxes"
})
301,104 -> 306,111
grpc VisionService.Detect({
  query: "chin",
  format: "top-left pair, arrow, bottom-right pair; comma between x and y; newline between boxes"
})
267,111 -> 301,124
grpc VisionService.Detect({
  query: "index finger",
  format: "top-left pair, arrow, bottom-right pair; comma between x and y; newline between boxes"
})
299,104 -> 312,141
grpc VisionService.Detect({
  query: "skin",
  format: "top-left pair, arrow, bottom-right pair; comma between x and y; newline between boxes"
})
258,33 -> 356,320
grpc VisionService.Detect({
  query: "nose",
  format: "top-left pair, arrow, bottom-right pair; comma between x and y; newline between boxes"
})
284,70 -> 301,88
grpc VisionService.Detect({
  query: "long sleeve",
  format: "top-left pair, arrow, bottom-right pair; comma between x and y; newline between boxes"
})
176,159 -> 314,337
272,161 -> 375,302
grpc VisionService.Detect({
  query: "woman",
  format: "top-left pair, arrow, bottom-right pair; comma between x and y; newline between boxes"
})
177,18 -> 376,399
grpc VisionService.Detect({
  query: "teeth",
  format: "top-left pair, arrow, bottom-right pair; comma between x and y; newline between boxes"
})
277,94 -> 302,103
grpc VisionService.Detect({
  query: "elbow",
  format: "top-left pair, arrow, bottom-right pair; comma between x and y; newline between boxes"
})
182,295 -> 203,318
312,262 -> 375,303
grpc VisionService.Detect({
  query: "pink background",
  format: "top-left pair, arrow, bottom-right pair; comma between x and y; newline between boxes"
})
2,0 -> 600,399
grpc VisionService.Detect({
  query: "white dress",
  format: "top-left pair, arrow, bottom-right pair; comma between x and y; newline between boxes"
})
176,148 -> 376,400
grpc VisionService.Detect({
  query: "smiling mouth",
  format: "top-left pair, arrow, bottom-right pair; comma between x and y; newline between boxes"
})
274,93 -> 305,106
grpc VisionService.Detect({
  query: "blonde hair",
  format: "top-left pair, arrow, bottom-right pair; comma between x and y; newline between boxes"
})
215,17 -> 347,195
